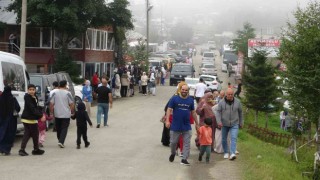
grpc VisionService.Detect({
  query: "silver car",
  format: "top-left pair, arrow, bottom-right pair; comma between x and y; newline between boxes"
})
199,63 -> 217,76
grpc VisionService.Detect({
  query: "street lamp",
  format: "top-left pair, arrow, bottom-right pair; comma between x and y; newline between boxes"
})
146,0 -> 153,62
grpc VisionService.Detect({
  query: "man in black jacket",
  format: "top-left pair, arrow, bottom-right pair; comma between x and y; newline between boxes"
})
19,84 -> 45,156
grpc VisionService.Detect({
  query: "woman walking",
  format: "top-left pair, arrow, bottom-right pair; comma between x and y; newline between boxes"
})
82,80 -> 92,116
0,86 -> 20,155
141,72 -> 148,96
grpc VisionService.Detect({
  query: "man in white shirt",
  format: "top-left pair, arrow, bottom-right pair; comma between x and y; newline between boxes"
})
194,78 -> 207,103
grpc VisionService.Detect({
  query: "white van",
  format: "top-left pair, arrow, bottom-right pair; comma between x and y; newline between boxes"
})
0,51 -> 28,132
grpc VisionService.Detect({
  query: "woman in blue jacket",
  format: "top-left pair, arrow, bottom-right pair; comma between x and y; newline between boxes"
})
82,80 -> 93,116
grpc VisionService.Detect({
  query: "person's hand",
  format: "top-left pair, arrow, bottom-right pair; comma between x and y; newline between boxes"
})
165,121 -> 170,129
90,125 -> 93,128
239,124 -> 243,129
195,124 -> 200,131
40,115 -> 46,122
110,104 -> 113,109
218,122 -> 223,128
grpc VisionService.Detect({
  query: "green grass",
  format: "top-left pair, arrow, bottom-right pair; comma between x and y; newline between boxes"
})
238,130 -> 314,180
239,109 -> 316,179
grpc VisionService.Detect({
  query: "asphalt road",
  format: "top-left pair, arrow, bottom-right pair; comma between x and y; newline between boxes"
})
0,48 -> 241,180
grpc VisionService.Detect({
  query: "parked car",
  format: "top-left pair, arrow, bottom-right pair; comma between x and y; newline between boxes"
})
222,52 -> 238,72
0,51 -> 29,132
199,75 -> 223,90
202,52 -> 215,62
184,78 -> 199,98
170,63 -> 194,86
168,50 -> 189,63
148,58 -> 163,69
199,63 -> 217,76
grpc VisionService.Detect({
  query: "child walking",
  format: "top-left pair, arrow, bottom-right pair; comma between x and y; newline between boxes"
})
19,84 -> 45,156
38,111 -> 53,147
198,118 -> 213,163
71,102 -> 93,149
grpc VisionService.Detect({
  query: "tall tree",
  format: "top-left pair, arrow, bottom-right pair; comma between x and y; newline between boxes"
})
231,22 -> 255,58
243,50 -> 279,127
280,1 -> 320,172
8,0 -> 108,47
106,0 -> 134,65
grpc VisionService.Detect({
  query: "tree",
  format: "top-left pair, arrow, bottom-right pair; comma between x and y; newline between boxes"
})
231,22 -> 255,58
106,0 -> 134,65
243,50 -> 279,127
129,39 -> 149,73
170,23 -> 193,45
279,1 -> 320,173
8,0 -> 108,47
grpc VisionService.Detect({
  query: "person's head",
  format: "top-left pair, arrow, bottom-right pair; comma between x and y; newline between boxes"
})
204,118 -> 212,126
101,77 -> 108,86
143,72 -> 146,75
226,88 -> 234,101
27,84 -> 36,96
85,80 -> 91,86
228,82 -> 231,86
180,84 -> 189,98
52,81 -> 59,88
203,92 -> 214,104
2,86 -> 12,97
59,80 -> 67,88
77,102 -> 86,112
199,78 -> 204,83
219,90 -> 225,98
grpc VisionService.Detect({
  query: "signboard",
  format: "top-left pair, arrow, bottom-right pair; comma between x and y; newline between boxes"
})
248,39 -> 280,57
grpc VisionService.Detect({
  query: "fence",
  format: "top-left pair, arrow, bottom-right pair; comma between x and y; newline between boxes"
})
247,124 -> 308,147
0,42 -> 20,54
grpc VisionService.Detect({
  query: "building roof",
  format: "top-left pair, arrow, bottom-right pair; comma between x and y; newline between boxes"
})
0,0 -> 17,25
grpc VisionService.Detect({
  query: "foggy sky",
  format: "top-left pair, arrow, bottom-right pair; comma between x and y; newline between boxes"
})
128,0 -> 310,35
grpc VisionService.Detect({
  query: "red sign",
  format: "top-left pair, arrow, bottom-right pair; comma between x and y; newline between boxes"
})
248,39 -> 280,47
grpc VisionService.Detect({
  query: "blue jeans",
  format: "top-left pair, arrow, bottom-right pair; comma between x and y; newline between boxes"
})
222,124 -> 239,154
97,103 -> 109,125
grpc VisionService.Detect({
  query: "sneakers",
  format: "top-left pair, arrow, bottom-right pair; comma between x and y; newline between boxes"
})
230,154 -> 236,160
179,153 -> 183,157
19,149 -> 29,156
96,124 -> 100,128
180,159 -> 190,166
58,143 -> 65,148
32,149 -> 45,155
223,153 -> 229,159
77,145 -> 80,149
198,154 -> 202,162
169,154 -> 175,162
85,142 -> 90,148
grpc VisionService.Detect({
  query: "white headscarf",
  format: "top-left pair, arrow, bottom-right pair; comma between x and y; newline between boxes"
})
150,73 -> 155,81
85,80 -> 91,91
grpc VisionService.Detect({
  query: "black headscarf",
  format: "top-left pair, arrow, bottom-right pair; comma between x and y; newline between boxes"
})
0,86 -> 14,119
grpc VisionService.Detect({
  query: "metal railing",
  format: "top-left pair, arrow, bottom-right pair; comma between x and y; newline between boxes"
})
0,42 -> 20,54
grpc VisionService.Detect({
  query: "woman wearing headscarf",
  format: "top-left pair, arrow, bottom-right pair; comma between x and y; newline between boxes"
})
114,72 -> 121,98
82,80 -> 92,116
149,72 -> 156,96
195,92 -> 217,150
120,71 -> 129,97
161,67 -> 166,86
141,72 -> 148,96
0,86 -> 20,155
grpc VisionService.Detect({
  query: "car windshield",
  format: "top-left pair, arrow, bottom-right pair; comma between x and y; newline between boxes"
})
172,65 -> 191,72
185,79 -> 198,85
204,65 -> 214,68
181,51 -> 188,56
204,53 -> 214,57
224,53 -> 238,61
30,76 -> 42,87
201,76 -> 215,82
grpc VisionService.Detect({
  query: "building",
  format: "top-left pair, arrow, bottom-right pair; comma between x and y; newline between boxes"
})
0,0 -> 115,79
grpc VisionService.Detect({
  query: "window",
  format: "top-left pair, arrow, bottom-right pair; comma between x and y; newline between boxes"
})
96,31 -> 101,50
107,32 -> 114,50
41,28 -> 52,48
54,31 -> 62,49
86,29 -> 93,49
26,28 -> 40,47
68,37 -> 83,49
1,62 -> 26,92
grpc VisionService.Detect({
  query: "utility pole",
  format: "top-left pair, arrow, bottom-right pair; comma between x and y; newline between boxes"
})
20,0 -> 27,61
146,0 -> 153,61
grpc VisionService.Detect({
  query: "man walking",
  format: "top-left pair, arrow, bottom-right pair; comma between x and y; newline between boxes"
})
215,88 -> 243,160
194,78 -> 207,103
166,84 -> 199,166
50,80 -> 74,148
95,78 -> 113,128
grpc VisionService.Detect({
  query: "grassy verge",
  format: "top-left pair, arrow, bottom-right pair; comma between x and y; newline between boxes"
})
239,109 -> 315,179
